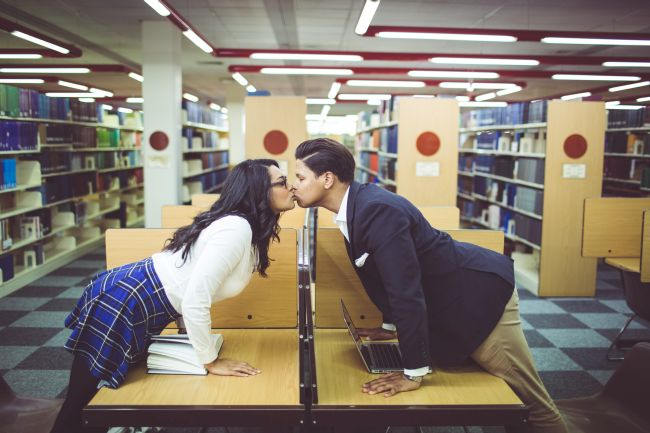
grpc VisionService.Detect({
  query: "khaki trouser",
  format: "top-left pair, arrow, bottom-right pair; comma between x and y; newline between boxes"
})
471,290 -> 569,433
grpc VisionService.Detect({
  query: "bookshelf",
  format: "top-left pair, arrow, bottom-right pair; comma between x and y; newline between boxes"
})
602,107 -> 650,197
0,83 -> 145,295
181,101 -> 230,204
354,97 -> 459,206
456,100 -> 606,297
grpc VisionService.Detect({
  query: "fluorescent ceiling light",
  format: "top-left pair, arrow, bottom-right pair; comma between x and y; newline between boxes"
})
79,98 -> 95,103
552,74 -> 640,81
306,114 -> 323,121
347,79 -> 425,88
439,82 -> 517,90
58,80 -> 87,91
377,31 -> 516,42
0,67 -> 89,73
250,52 -> 363,61
46,92 -> 105,97
246,84 -> 257,92
338,93 -> 391,100
306,98 -> 336,104
126,97 -> 143,103
561,91 -> 591,100
603,61 -> 650,67
0,53 -> 43,59
260,67 -> 354,75
409,70 -> 499,79
367,99 -> 382,106
605,101 -> 620,107
118,107 -> 134,113
608,81 -> 650,92
496,86 -> 522,96
455,95 -> 470,102
10,31 -> 69,54
183,29 -> 213,54
475,92 -> 496,101
210,103 -> 221,111
102,104 -> 113,110
320,105 -> 331,117
542,37 -> 650,46
232,72 -> 248,86
412,94 -> 435,98
220,107 -> 228,114
459,101 -> 508,107
128,72 -> 144,82
90,87 -> 113,97
607,105 -> 644,110
0,78 -> 44,84
143,0 -> 171,16
355,0 -> 380,35
430,57 -> 539,66
183,92 -> 199,102
637,96 -> 650,102
328,82 -> 341,99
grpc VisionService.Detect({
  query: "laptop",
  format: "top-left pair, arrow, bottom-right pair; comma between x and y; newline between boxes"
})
340,299 -> 403,373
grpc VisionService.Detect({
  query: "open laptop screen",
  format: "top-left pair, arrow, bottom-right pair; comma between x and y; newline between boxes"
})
340,299 -> 362,344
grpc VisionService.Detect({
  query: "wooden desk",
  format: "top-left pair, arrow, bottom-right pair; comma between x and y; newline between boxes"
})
605,257 -> 640,274
310,329 -> 526,427
83,329 -> 302,427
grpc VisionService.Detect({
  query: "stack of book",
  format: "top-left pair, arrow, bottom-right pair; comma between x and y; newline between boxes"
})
147,334 -> 224,375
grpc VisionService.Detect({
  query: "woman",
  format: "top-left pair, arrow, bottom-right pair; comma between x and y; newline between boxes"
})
50,159 -> 296,433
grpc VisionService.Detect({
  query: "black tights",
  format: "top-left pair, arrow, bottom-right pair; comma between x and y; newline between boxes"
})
50,354 -> 105,433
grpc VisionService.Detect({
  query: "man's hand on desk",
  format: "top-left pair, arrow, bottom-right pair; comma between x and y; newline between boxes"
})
362,372 -> 421,397
356,327 -> 397,341
204,358 -> 261,377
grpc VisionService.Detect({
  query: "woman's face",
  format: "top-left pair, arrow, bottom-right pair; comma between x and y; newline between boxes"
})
268,165 -> 296,214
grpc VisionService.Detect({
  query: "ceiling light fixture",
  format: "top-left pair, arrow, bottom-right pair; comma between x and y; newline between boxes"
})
475,92 -> 496,101
561,91 -> 591,100
603,61 -> 650,67
250,52 -> 363,61
608,81 -> 650,92
210,103 -> 221,111
439,82 -> 517,90
220,107 -> 228,114
355,0 -> 381,35
0,67 -> 89,73
542,37 -> 650,46
46,92 -> 105,98
496,86 -> 522,96
182,29 -> 213,54
0,78 -> 44,84
118,107 -> 134,113
328,82 -> 341,99
338,93 -> 391,100
142,0 -> 171,16
183,92 -> 199,102
377,32 -> 516,42
260,67 -> 354,75
58,80 -> 88,91
0,53 -> 43,59
637,96 -> 650,102
10,31 -> 70,54
78,98 -> 95,103
553,74 -> 640,81
607,105 -> 644,110
306,98 -> 336,105
126,97 -> 144,103
128,72 -> 144,82
455,96 -> 470,102
102,104 -> 113,110
320,105 -> 331,117
90,87 -> 113,97
232,72 -> 248,86
246,84 -> 257,92
430,57 -> 538,66
409,70 -> 499,79
459,101 -> 508,107
347,79 -> 425,88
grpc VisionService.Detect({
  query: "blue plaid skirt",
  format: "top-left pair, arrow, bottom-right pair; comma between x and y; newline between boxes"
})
64,257 -> 180,388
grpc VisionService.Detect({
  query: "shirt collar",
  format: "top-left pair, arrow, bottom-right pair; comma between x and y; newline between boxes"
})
334,185 -> 351,225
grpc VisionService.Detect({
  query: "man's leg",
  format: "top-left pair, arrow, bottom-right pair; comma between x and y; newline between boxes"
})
471,289 -> 569,433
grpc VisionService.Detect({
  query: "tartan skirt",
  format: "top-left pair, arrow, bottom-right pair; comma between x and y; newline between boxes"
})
64,257 -> 180,388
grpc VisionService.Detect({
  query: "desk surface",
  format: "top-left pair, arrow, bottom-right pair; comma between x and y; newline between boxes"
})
605,257 -> 640,273
88,329 -> 300,407
313,329 -> 522,407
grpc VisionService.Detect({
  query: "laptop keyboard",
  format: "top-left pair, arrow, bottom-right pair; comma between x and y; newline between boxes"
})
368,343 -> 402,369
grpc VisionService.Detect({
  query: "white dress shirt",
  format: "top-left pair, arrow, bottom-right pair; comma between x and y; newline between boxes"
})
333,186 -> 428,377
152,215 -> 255,364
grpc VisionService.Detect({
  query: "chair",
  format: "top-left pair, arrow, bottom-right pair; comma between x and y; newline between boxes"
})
0,376 -> 62,433
557,342 -> 650,433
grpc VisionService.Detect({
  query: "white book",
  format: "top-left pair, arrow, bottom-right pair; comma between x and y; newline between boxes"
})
147,334 -> 223,376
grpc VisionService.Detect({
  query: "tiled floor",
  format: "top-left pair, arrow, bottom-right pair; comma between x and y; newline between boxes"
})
1,247 -> 649,432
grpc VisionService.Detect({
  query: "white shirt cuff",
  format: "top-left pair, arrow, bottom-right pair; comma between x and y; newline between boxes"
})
381,323 -> 396,332
404,366 -> 430,377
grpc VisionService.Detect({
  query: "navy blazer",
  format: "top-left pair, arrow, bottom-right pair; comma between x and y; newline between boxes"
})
343,182 -> 514,368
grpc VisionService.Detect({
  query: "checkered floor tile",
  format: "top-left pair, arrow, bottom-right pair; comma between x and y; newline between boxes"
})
1,248 -> 649,433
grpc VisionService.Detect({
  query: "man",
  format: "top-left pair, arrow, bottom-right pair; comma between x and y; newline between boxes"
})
292,138 -> 568,433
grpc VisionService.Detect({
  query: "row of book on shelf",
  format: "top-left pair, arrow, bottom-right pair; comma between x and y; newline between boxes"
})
182,128 -> 228,150
182,100 -> 227,128
464,155 -> 545,185
460,101 -> 548,128
460,130 -> 546,154
607,106 -> 650,128
605,131 -> 650,154
355,97 -> 397,131
0,158 -> 17,190
37,169 -> 143,204
356,124 -> 398,153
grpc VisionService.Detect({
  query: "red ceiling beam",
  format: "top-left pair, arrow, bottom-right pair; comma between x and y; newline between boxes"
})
364,25 -> 650,42
0,16 -> 82,57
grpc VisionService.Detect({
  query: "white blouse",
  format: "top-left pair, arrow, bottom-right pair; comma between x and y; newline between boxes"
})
152,215 -> 256,364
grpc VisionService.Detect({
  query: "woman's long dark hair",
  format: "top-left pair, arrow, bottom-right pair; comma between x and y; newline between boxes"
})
164,159 -> 281,277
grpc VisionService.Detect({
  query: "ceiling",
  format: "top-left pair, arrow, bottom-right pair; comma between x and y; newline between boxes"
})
1,0 -> 650,115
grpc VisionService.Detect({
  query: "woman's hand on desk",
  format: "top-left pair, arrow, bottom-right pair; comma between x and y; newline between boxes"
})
362,372 -> 421,397
356,327 -> 397,340
204,358 -> 261,377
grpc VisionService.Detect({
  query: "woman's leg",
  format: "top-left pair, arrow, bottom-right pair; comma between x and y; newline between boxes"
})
50,353 -> 104,433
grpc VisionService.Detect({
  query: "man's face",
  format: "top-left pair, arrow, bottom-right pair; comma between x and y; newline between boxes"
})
293,159 -> 327,208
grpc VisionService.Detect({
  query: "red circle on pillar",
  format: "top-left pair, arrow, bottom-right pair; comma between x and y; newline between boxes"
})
563,134 -> 588,159
149,131 -> 169,151
263,130 -> 289,155
416,131 -> 440,156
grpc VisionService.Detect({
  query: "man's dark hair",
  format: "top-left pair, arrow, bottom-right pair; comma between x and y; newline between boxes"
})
295,138 -> 355,183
